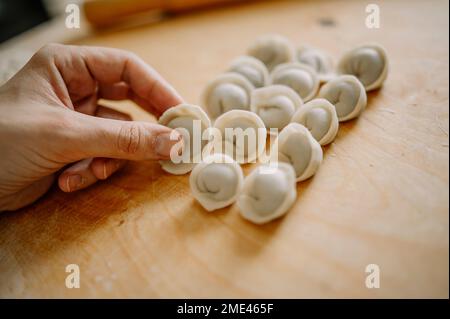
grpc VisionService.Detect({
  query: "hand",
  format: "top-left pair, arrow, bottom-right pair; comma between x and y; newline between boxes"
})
0,43 -> 183,211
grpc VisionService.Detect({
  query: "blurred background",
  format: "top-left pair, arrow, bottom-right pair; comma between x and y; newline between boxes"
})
0,0 -> 256,84
0,0 -> 255,43
0,0 -> 78,43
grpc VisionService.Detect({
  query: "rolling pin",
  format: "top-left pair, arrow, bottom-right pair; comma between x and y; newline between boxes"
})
83,0 -> 250,28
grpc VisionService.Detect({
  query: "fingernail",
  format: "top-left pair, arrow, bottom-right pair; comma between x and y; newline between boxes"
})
67,174 -> 83,192
103,159 -> 121,179
155,131 -> 182,158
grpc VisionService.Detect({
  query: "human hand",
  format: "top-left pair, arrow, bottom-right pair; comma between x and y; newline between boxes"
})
0,44 -> 183,211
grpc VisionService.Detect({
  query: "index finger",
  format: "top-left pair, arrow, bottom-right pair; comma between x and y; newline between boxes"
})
54,44 -> 184,115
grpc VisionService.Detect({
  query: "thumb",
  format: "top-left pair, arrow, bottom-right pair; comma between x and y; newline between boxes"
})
67,112 -> 182,161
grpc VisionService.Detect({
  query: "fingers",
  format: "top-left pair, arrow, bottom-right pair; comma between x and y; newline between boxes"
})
73,94 -> 99,115
90,157 -> 127,180
58,158 -> 126,192
98,82 -> 161,116
58,159 -> 97,192
0,175 -> 55,211
98,82 -> 129,101
95,105 -> 132,121
80,46 -> 183,112
66,111 -> 183,162
59,106 -> 131,193
41,44 -> 183,115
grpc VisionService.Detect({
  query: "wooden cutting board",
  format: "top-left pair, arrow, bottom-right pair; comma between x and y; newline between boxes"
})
0,0 -> 448,298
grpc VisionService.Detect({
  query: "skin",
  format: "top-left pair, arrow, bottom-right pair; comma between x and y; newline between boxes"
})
0,44 -> 184,212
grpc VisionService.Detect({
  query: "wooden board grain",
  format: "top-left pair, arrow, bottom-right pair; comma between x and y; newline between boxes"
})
0,0 -> 448,298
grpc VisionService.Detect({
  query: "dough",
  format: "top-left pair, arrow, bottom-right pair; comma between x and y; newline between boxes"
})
228,55 -> 270,88
270,62 -> 319,102
336,43 -> 388,91
270,123 -> 323,181
290,98 -> 339,145
250,85 -> 303,132
201,72 -> 254,120
237,162 -> 297,224
296,45 -> 334,82
190,153 -> 244,211
204,110 -> 266,164
318,75 -> 367,122
158,103 -> 211,175
247,34 -> 295,71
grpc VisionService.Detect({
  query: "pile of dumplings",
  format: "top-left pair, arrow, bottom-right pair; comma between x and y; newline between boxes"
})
159,34 -> 388,225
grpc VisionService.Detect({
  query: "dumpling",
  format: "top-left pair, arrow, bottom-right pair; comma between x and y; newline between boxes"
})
270,123 -> 323,182
237,162 -> 297,224
318,75 -> 367,122
336,44 -> 388,91
296,46 -> 334,82
228,55 -> 269,88
204,110 -> 266,164
247,34 -> 295,71
158,103 -> 211,175
270,62 -> 319,102
201,72 -> 254,120
250,85 -> 303,132
290,98 -> 339,145
190,153 -> 244,211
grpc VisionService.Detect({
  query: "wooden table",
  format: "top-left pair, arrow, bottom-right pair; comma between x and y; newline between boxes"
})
0,0 -> 448,298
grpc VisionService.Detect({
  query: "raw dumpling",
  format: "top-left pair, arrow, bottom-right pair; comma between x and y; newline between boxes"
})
270,123 -> 323,182
247,34 -> 295,71
158,103 -> 211,175
337,44 -> 388,91
318,75 -> 367,122
250,85 -> 303,133
296,46 -> 334,82
190,153 -> 244,211
228,55 -> 270,88
237,162 -> 297,224
290,98 -> 339,145
270,62 -> 319,102
201,72 -> 254,120
204,110 -> 266,164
